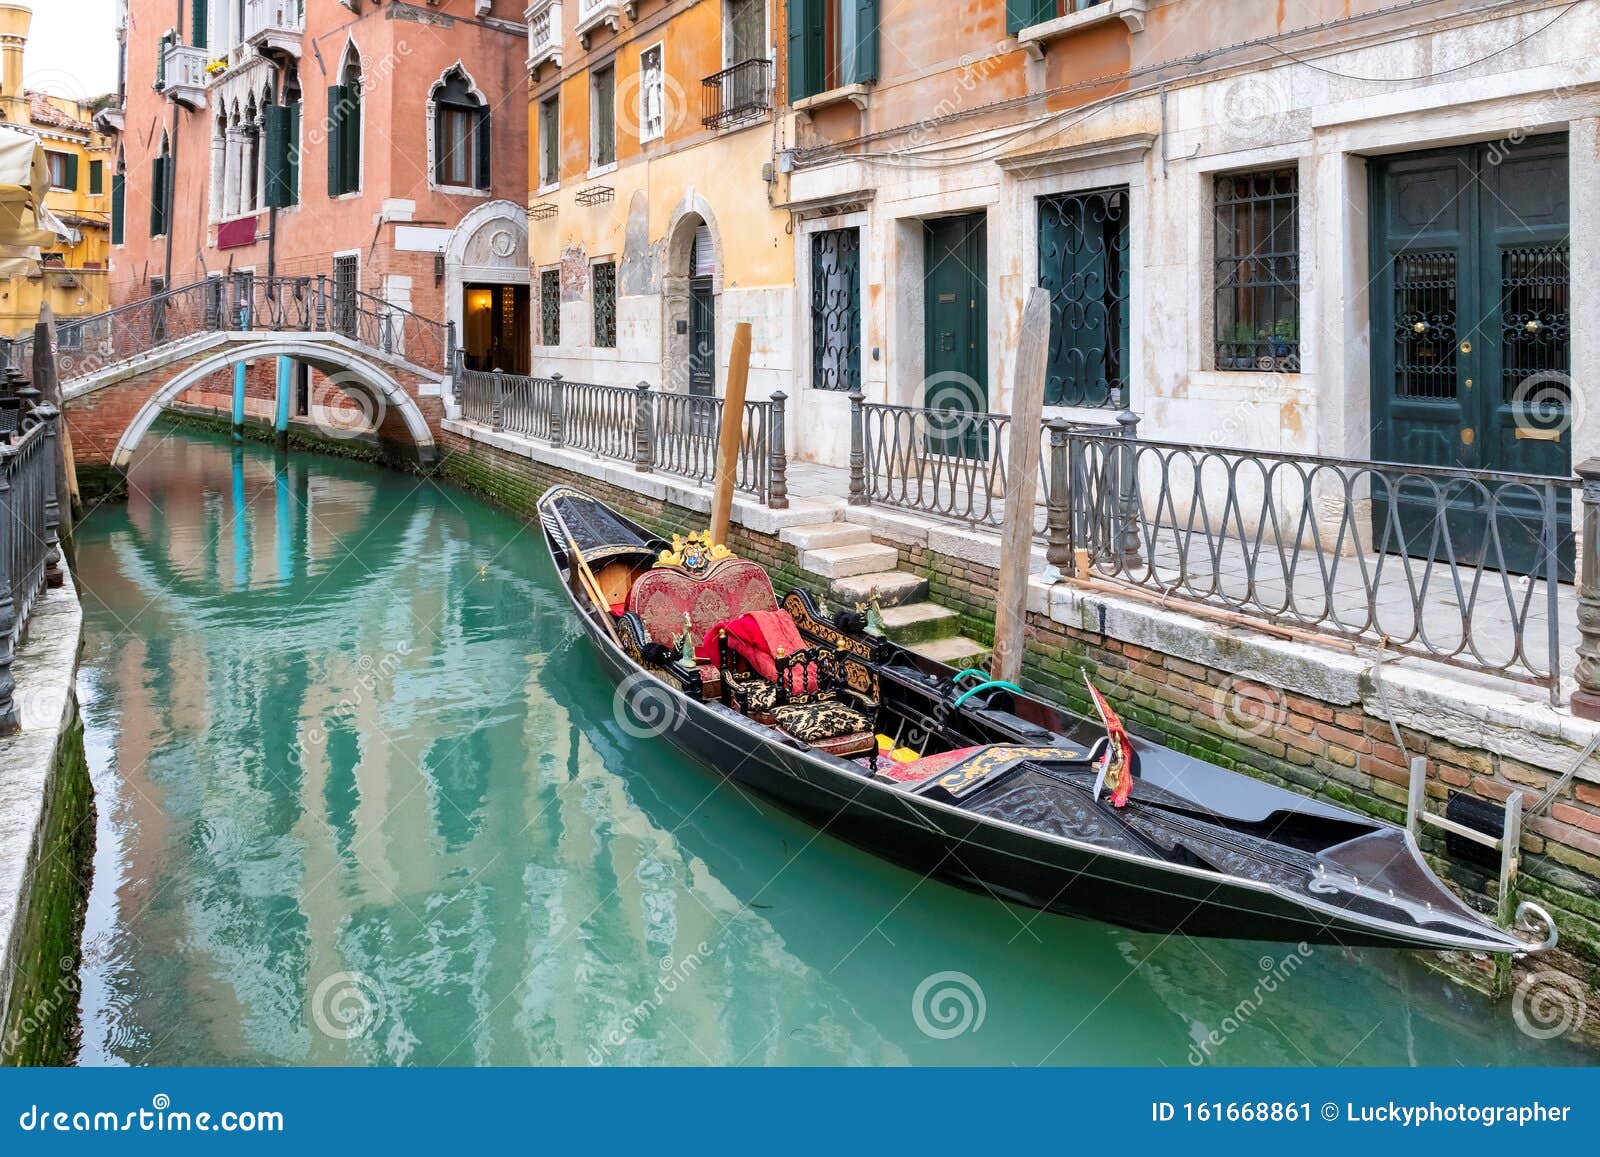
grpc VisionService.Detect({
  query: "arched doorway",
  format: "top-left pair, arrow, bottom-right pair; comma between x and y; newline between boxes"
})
445,200 -> 531,374
662,201 -> 722,396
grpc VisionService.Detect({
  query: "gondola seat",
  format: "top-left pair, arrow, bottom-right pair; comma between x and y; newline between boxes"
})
625,557 -> 779,651
771,701 -> 876,757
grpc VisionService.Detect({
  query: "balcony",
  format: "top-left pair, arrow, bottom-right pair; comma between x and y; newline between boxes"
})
161,42 -> 209,109
574,0 -> 621,47
526,0 -> 562,72
702,58 -> 772,130
244,0 -> 305,59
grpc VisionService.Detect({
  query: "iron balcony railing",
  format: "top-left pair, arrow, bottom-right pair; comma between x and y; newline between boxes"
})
459,368 -> 785,505
0,273 -> 454,385
702,58 -> 773,130
0,380 -> 64,734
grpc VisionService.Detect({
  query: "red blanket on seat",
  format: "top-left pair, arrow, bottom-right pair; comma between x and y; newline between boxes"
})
700,610 -> 816,690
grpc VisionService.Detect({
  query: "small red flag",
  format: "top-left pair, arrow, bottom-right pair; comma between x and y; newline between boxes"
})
1084,673 -> 1133,808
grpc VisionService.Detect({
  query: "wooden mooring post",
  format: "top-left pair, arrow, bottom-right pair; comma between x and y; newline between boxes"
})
710,321 -> 753,546
991,288 -> 1052,685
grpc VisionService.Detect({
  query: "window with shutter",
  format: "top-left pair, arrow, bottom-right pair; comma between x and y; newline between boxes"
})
788,0 -> 877,101
265,103 -> 300,207
89,159 -> 104,196
430,68 -> 489,190
149,152 -> 169,237
591,64 -> 616,169
111,172 -> 125,244
192,0 -> 207,48
539,95 -> 560,188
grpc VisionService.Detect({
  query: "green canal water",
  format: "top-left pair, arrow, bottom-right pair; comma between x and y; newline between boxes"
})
70,426 -> 1589,1066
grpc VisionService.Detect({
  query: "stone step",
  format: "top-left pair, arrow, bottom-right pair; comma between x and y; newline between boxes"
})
828,570 -> 928,609
780,521 -> 872,551
908,635 -> 992,669
878,602 -> 960,645
798,542 -> 901,580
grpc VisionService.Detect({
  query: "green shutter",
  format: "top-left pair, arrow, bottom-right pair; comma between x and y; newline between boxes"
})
192,0 -> 208,48
848,0 -> 879,86
264,104 -> 291,207
286,101 -> 300,204
149,155 -> 167,237
343,89 -> 362,194
62,153 -> 78,191
475,105 -> 492,190
111,173 -> 125,245
89,159 -> 103,195
787,0 -> 813,102
326,85 -> 347,195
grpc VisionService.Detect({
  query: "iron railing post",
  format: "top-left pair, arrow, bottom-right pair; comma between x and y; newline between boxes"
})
1571,457 -> 1600,719
315,274 -> 327,330
1045,418 -> 1072,574
446,321 -> 458,399
549,373 -> 566,448
768,390 -> 788,509
0,444 -> 16,734
491,368 -> 505,433
1116,404 -> 1141,571
848,389 -> 868,506
37,403 -> 61,589
633,381 -> 654,473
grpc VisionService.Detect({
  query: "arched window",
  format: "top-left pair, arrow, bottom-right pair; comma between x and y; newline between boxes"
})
328,45 -> 362,196
430,66 -> 490,191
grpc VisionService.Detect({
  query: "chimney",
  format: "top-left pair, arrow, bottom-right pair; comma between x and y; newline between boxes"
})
0,3 -> 31,124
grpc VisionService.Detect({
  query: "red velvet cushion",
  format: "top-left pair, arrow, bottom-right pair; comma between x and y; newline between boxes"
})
625,558 -> 777,647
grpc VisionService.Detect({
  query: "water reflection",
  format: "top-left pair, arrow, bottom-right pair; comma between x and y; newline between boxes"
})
72,427 -> 1591,1066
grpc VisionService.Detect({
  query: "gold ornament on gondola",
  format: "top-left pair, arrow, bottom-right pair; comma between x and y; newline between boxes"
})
655,531 -> 734,573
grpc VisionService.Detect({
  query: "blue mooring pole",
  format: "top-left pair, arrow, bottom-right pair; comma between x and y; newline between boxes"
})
274,356 -> 292,454
231,361 -> 247,442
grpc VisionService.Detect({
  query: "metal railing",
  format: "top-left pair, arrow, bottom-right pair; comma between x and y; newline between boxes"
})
850,394 -> 1121,527
702,58 -> 773,129
0,273 -> 453,384
459,369 -> 785,505
0,376 -> 63,734
1058,432 -> 1573,698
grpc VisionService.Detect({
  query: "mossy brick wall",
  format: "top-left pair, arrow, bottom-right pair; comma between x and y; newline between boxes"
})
1,712 -> 95,1067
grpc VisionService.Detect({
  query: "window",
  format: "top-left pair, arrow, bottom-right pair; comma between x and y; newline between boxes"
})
639,45 -> 664,143
191,0 -> 207,47
265,98 -> 301,207
327,50 -> 363,197
432,67 -> 490,190
332,254 -> 359,337
1213,168 -> 1300,372
89,159 -> 104,195
810,228 -> 861,391
1039,186 -> 1129,408
788,0 -> 878,102
539,94 -> 560,188
111,166 -> 126,245
540,269 -> 561,346
728,0 -> 767,65
593,261 -> 617,348
45,151 -> 77,190
150,134 -> 171,237
591,63 -> 616,169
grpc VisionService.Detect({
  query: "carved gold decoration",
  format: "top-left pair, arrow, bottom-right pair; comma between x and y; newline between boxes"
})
933,745 -> 1083,799
654,531 -> 734,572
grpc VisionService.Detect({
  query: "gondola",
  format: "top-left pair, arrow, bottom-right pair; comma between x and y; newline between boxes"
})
537,485 -> 1558,954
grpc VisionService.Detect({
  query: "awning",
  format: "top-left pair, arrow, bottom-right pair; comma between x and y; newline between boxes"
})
0,125 -> 72,256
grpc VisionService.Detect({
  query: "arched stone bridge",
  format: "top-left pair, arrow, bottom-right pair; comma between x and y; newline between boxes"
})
2,275 -> 455,493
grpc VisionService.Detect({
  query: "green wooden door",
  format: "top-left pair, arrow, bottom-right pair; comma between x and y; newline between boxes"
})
924,213 -> 988,458
1369,136 -> 1572,577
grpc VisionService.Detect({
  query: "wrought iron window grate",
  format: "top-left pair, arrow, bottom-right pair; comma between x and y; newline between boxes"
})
540,269 -> 561,346
1500,244 -> 1570,407
529,202 -> 557,221
811,227 -> 861,392
1214,168 -> 1300,373
1393,250 -> 1457,400
593,261 -> 617,349
575,185 -> 614,206
1038,185 -> 1129,409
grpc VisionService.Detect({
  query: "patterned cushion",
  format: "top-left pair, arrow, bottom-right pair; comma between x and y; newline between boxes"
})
773,701 -> 874,744
724,670 -> 781,715
626,558 -> 778,648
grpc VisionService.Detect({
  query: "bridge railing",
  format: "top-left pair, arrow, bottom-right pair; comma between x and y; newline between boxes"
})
459,368 -> 786,506
0,274 -> 453,383
0,380 -> 64,734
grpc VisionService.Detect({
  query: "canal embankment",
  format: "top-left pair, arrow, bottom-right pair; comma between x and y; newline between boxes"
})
435,415 -> 1600,1046
0,561 -> 92,1066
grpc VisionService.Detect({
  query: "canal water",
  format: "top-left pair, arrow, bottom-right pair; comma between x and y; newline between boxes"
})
71,426 -> 1589,1066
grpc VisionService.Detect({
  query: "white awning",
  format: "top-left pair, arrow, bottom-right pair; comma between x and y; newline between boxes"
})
0,125 -> 71,257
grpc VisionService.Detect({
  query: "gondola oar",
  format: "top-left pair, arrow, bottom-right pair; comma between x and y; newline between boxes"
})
547,500 -> 621,645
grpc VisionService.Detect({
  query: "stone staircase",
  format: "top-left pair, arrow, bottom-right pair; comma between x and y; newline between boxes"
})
778,520 -> 991,668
